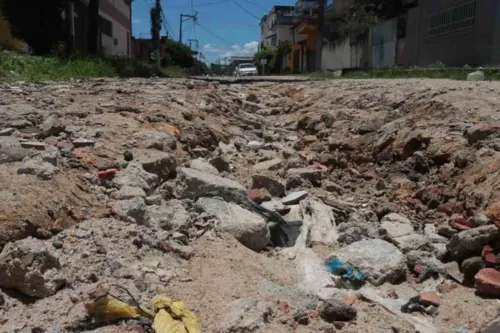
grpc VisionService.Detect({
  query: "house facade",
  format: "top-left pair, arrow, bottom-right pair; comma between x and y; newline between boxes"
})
398,0 -> 500,67
69,0 -> 132,57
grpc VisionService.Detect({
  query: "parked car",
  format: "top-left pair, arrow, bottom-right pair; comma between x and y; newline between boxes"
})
234,63 -> 258,77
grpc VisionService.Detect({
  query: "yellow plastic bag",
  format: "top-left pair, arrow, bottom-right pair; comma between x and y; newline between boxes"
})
85,298 -> 142,322
152,297 -> 201,333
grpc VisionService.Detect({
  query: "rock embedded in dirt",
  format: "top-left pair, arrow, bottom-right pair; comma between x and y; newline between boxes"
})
0,237 -> 65,298
392,234 -> 430,253
322,180 -> 344,194
210,156 -> 231,172
286,167 -> 326,184
20,141 -> 46,150
145,195 -> 161,205
220,299 -> 272,333
474,268 -> 500,297
0,128 -> 15,136
112,163 -> 159,194
132,148 -> 176,181
139,129 -> 177,152
112,197 -> 149,225
465,124 -> 500,144
380,213 -> 415,239
282,190 -> 308,205
190,158 -> 219,175
174,167 -> 245,200
247,188 -> 271,204
252,158 -> 283,172
248,140 -> 264,149
111,186 -> 147,200
332,239 -> 406,286
38,115 -> 65,138
196,197 -> 270,251
17,157 -> 59,180
72,138 -> 95,148
319,299 -> 357,322
461,257 -> 485,281
418,291 -> 440,307
251,174 -> 286,197
146,200 -> 191,231
447,225 -> 500,259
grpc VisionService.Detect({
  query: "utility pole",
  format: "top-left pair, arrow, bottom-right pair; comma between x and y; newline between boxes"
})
315,0 -> 326,72
152,0 -> 162,70
188,39 -> 198,49
179,12 -> 198,43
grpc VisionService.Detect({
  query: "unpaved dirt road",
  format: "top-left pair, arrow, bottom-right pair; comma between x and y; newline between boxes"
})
0,78 -> 499,332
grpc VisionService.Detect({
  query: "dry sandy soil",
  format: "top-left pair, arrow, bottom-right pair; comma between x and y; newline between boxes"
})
0,77 -> 500,333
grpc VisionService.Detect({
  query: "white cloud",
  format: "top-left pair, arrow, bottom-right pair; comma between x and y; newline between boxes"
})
132,19 -> 141,24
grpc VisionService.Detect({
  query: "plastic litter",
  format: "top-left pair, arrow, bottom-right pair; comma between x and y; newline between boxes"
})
85,298 -> 142,322
325,256 -> 366,282
84,286 -> 200,333
97,168 -> 118,178
152,296 -> 201,333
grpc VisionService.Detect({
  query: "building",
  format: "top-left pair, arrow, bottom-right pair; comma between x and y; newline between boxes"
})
287,17 -> 318,72
259,1 -> 319,50
69,0 -> 132,57
398,0 -> 500,67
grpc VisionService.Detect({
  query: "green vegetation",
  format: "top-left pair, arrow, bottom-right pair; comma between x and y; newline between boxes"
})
303,65 -> 500,81
0,51 -> 184,82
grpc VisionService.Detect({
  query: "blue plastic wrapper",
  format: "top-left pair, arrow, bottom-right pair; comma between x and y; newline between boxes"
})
325,256 -> 366,282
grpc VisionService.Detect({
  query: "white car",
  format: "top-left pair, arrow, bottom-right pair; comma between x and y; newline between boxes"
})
235,63 -> 258,76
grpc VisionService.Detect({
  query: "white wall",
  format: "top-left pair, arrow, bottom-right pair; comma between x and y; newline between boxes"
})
322,38 -> 352,71
99,10 -> 130,57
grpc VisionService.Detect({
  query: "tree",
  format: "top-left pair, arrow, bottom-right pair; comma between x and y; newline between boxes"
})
162,39 -> 195,68
0,0 -> 66,55
326,0 -> 409,40
150,0 -> 162,69
88,0 -> 100,54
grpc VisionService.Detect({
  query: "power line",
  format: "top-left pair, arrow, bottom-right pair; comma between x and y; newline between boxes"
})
196,22 -> 235,47
231,1 -> 261,20
240,0 -> 268,12
164,0 -> 231,9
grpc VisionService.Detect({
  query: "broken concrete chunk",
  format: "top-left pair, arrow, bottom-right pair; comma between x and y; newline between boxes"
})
196,197 -> 270,251
146,200 -> 192,231
0,237 -> 65,298
190,158 -> 219,175
132,148 -> 176,181
17,157 -> 59,180
139,129 -> 177,152
0,128 -> 15,136
332,239 -> 405,286
210,156 -> 231,172
174,167 -> 245,200
39,115 -> 65,138
251,174 -> 286,197
299,198 -> 338,246
393,234 -> 429,253
286,167 -> 326,183
319,299 -> 357,322
20,141 -> 46,150
252,158 -> 283,172
447,225 -> 500,259
111,186 -> 147,200
72,138 -> 95,148
112,197 -> 149,225
282,190 -> 308,205
112,163 -> 159,194
220,299 -> 271,333
474,268 -> 500,297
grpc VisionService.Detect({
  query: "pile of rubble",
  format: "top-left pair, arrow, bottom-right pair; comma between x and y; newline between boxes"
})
0,78 -> 499,332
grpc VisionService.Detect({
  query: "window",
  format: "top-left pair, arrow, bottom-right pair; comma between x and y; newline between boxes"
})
100,16 -> 113,37
427,0 -> 476,39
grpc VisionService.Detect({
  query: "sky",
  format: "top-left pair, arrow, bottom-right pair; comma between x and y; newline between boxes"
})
131,0 -> 295,64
